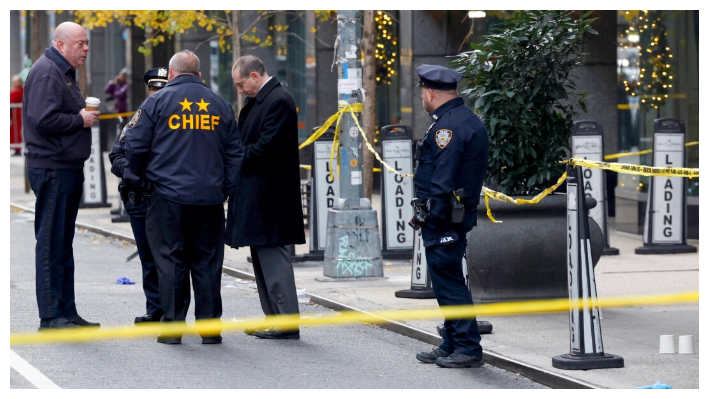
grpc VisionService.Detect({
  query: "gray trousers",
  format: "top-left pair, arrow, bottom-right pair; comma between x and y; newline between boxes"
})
250,245 -> 300,316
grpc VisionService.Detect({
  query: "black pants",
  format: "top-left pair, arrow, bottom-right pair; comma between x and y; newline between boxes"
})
424,228 -> 482,357
250,245 -> 300,317
28,168 -> 83,320
124,200 -> 161,316
145,192 -> 224,324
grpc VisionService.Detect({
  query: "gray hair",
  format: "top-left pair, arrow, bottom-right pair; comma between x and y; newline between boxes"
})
169,50 -> 200,75
232,55 -> 266,78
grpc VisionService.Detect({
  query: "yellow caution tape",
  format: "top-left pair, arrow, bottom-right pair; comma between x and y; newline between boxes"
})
342,105 -> 414,178
567,157 -> 699,178
98,111 -> 136,120
481,172 -> 568,223
299,102 -> 412,180
300,165 -> 381,172
604,141 -> 698,160
9,290 -> 698,346
604,148 -> 653,160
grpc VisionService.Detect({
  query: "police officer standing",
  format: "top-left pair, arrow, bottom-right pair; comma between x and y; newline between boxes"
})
411,64 -> 489,368
108,67 -> 169,325
124,50 -> 241,345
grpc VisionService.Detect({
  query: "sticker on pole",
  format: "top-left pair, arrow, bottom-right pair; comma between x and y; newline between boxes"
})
349,126 -> 359,138
338,79 -> 359,94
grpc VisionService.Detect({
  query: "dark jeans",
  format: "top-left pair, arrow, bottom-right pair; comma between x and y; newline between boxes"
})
424,229 -> 482,357
145,192 -> 224,324
124,200 -> 161,316
28,168 -> 83,320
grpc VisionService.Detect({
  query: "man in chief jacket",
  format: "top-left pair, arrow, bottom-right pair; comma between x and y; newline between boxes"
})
227,55 -> 305,340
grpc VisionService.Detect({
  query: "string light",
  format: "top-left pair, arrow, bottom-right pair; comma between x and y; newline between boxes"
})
375,11 -> 397,86
622,10 -> 674,109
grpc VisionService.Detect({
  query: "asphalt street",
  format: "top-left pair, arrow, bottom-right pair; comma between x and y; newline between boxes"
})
9,210 -> 546,389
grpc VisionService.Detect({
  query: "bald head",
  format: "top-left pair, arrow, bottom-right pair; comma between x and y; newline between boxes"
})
51,22 -> 89,68
168,50 -> 200,80
52,22 -> 85,46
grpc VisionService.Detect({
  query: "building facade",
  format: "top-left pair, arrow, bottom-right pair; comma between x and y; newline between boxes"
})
9,10 -> 698,237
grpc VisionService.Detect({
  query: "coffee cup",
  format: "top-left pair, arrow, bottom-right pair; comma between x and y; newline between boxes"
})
85,97 -> 100,111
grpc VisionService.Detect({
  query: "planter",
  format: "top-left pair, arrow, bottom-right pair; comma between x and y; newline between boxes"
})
466,193 -> 603,304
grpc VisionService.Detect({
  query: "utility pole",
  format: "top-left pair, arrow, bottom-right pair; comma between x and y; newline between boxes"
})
322,10 -> 383,278
337,10 -> 364,204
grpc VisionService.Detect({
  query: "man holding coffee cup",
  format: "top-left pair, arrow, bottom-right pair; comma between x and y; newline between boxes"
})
22,21 -> 101,331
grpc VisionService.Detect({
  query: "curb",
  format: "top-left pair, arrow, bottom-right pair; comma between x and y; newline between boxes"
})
10,202 -> 598,389
220,264 -> 598,389
11,202 -> 137,245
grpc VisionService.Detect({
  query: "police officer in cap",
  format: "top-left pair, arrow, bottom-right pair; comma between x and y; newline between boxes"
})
411,64 -> 489,368
124,50 -> 241,345
109,67 -> 171,325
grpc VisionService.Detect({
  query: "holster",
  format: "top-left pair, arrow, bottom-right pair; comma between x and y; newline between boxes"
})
450,188 -> 467,224
118,180 -> 129,203
120,179 -> 152,206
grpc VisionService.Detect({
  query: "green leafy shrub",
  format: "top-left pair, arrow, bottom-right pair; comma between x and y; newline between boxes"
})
451,10 -> 597,195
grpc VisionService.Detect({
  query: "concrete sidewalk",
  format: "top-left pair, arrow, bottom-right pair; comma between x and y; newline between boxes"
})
9,155 -> 700,389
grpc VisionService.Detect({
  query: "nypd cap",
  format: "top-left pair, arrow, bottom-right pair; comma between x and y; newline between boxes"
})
416,64 -> 462,91
144,67 -> 169,88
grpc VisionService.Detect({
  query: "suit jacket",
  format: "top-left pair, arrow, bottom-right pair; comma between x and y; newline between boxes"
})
226,77 -> 306,247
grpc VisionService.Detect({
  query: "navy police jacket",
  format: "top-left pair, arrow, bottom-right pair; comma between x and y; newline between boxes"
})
413,97 -> 489,246
124,75 -> 241,206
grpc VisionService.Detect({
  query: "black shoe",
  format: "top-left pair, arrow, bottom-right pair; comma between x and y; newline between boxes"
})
253,326 -> 300,340
437,322 -> 493,335
416,347 -> 449,364
38,317 -> 81,331
68,315 -> 100,329
135,313 -> 163,325
202,335 -> 223,344
244,325 -> 268,336
435,353 -> 485,368
157,335 -> 182,344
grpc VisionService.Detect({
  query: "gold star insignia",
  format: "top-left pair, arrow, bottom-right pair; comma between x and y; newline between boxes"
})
179,98 -> 193,112
196,99 -> 210,112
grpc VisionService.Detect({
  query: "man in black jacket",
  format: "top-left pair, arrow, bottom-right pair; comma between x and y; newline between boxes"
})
227,55 -> 305,340
125,50 -> 241,345
23,21 -> 101,331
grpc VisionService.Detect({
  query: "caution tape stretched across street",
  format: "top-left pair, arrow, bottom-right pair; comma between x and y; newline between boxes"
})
9,290 -> 698,346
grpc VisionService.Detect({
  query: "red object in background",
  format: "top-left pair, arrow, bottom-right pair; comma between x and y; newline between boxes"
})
10,85 -> 23,154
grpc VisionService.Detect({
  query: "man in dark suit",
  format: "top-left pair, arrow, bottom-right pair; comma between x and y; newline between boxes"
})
227,55 -> 305,340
